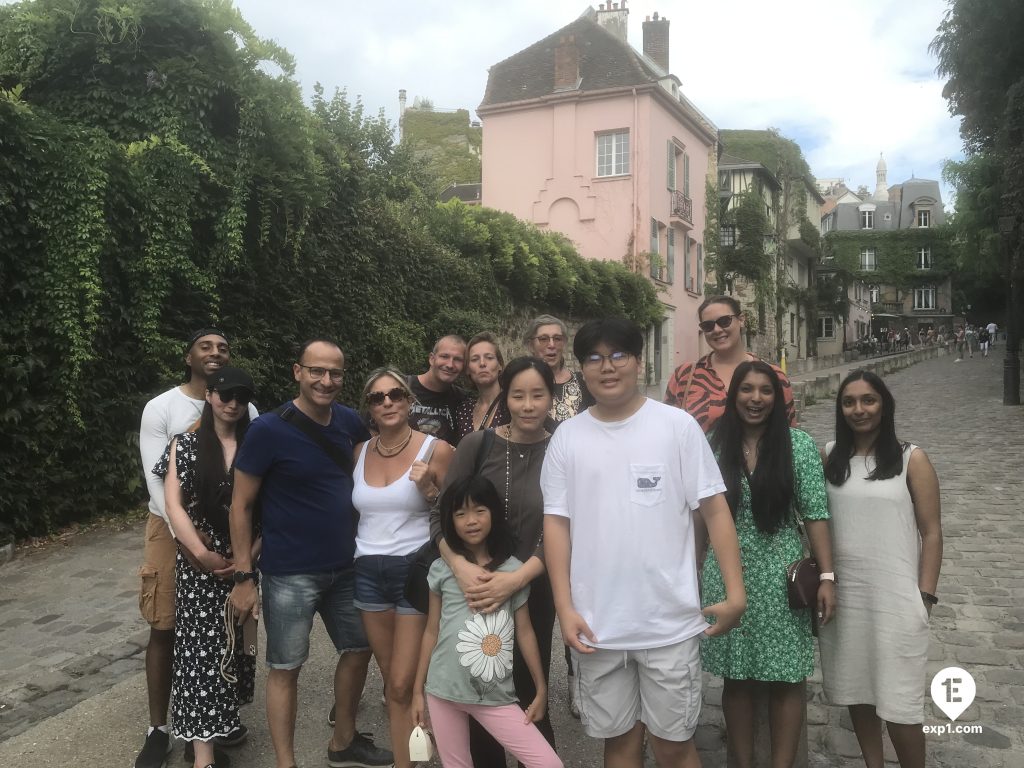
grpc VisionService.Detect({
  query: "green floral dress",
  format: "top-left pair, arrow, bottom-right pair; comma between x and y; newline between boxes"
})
701,428 -> 829,683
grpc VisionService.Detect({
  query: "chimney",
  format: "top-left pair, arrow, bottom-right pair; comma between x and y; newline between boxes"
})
596,0 -> 628,42
398,89 -> 407,141
554,35 -> 579,90
642,12 -> 670,73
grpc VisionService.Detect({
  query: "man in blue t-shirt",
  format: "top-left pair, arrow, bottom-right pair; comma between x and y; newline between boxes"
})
229,338 -> 392,768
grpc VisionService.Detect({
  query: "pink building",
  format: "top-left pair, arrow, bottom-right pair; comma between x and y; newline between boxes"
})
478,3 -> 718,385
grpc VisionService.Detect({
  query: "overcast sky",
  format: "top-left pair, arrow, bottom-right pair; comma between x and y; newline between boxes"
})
231,0 -> 962,203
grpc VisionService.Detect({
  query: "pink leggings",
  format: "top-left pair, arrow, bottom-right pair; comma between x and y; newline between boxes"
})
426,694 -> 562,768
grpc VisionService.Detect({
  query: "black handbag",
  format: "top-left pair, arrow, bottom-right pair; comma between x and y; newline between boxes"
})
403,429 -> 494,613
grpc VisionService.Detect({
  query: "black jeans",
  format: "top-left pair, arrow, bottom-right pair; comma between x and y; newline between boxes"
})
469,572 -> 556,767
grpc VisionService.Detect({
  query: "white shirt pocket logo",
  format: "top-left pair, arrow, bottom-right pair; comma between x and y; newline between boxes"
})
630,464 -> 666,506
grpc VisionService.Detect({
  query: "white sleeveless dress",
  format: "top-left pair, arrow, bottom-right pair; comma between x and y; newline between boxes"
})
818,442 -> 929,724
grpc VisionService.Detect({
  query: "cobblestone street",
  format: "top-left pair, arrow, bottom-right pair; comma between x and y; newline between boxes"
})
0,348 -> 1021,767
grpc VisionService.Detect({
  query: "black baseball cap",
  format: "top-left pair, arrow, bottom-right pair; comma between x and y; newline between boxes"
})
207,366 -> 255,395
185,327 -> 229,352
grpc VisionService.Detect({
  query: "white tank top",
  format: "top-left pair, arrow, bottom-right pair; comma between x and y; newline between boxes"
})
352,435 -> 435,557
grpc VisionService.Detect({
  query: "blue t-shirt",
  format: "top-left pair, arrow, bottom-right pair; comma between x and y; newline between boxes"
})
235,402 -> 370,575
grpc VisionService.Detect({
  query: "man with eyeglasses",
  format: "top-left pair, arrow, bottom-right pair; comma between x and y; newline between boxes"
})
136,328 -> 258,768
407,334 -> 468,446
228,338 -> 393,768
543,318 -> 746,768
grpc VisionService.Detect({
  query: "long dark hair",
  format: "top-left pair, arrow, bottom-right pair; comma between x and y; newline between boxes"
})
194,402 -> 251,538
710,360 -> 794,534
438,475 -> 517,571
824,370 -> 904,486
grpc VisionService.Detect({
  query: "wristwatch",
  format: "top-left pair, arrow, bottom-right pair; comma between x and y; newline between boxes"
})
818,572 -> 836,583
232,570 -> 259,585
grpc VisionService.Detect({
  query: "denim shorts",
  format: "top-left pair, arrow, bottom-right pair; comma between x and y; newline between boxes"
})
354,553 -> 422,615
261,568 -> 369,670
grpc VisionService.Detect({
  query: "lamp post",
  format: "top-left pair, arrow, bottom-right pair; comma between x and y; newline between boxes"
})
998,215 -> 1020,406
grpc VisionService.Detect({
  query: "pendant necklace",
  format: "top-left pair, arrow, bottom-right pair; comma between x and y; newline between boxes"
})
375,428 -> 412,458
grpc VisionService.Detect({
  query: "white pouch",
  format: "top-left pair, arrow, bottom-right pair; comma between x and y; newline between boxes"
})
409,725 -> 434,761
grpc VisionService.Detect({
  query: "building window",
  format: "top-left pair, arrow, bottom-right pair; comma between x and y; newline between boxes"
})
917,209 -> 931,228
696,244 -> 703,294
683,234 -> 691,289
597,130 -> 630,177
719,171 -> 731,190
666,141 -> 676,190
720,226 -> 736,247
869,284 -> 880,303
683,153 -> 691,197
789,312 -> 796,344
818,316 -> 835,339
854,282 -> 863,302
860,209 -> 874,229
666,227 -> 675,283
860,247 -> 876,271
917,246 -> 932,269
650,218 -> 660,279
914,286 -> 936,310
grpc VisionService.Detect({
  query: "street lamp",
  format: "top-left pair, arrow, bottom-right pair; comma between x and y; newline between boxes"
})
998,215 -> 1019,406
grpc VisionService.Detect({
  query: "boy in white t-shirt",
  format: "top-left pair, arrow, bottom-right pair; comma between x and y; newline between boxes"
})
542,318 -> 746,768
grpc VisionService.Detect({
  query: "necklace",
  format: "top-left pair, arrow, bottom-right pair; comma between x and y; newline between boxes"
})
375,428 -> 412,458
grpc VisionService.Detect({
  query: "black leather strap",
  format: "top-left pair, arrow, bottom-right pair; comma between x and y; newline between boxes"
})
273,403 -> 353,476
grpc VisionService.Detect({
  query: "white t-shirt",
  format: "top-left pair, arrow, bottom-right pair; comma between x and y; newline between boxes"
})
139,386 -> 259,525
541,398 -> 726,650
987,323 -> 998,336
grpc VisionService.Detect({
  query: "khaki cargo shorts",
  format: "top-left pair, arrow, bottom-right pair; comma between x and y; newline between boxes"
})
138,514 -> 176,630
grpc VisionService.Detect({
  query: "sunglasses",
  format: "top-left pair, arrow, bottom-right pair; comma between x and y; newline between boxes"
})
698,314 -> 739,333
215,389 -> 251,405
366,387 -> 409,407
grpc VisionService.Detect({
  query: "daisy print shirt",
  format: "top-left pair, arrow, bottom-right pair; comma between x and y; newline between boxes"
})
424,556 -> 529,706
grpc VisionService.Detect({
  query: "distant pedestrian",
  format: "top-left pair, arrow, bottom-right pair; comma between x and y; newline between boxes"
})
155,367 -> 257,768
978,326 -> 991,357
917,328 -> 925,347
820,370 -> 942,768
954,325 -> 966,362
986,321 -> 998,347
965,325 -> 976,358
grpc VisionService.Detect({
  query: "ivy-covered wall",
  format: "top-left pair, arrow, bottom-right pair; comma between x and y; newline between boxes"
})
822,228 -> 955,290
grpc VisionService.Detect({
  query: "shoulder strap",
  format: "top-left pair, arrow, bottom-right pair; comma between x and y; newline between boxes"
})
273,403 -> 353,476
473,428 -> 495,476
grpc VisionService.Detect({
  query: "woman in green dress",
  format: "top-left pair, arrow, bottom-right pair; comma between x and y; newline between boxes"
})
701,360 -> 836,768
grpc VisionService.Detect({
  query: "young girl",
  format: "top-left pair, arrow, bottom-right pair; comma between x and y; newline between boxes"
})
411,475 -> 562,768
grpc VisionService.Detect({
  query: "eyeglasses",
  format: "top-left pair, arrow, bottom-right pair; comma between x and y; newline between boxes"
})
297,363 -> 344,382
698,314 -> 739,334
215,389 -> 251,406
365,387 -> 409,407
582,351 -> 633,369
533,334 -> 566,345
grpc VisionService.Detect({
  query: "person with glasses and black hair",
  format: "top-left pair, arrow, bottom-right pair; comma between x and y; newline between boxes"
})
153,366 -> 258,768
228,339 -> 393,768
543,318 -> 746,768
352,367 -> 452,768
664,296 -> 796,434
135,329 -> 257,768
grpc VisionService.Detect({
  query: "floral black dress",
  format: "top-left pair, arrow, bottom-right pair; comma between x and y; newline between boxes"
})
153,432 -> 255,742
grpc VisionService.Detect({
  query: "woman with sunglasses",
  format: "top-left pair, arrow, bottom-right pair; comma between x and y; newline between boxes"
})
665,295 -> 797,433
154,366 -> 257,768
431,356 -> 560,766
455,331 -> 510,440
352,367 -> 453,768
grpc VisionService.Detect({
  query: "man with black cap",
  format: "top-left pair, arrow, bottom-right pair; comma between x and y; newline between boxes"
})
135,328 -> 258,768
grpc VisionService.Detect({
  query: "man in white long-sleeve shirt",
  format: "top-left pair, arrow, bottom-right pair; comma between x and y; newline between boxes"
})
135,328 -> 257,768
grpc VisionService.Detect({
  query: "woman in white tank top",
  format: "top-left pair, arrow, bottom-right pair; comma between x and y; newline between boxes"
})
352,367 -> 453,768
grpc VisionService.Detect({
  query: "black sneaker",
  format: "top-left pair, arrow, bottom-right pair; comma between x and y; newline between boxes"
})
183,743 -> 231,766
213,725 -> 248,747
135,728 -> 171,768
327,732 -> 394,767
328,703 -> 336,727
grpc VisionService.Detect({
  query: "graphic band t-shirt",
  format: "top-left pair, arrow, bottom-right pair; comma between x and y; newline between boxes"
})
541,398 -> 726,650
425,557 -> 529,706
407,375 -> 466,447
235,402 -> 370,575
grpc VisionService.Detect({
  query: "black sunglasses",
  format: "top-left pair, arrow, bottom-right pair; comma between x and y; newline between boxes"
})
366,387 -> 409,407
698,314 -> 739,333
215,389 -> 251,405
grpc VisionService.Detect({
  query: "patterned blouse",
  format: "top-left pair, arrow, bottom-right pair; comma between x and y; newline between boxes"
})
455,395 -> 510,441
663,354 -> 797,433
550,370 -> 594,424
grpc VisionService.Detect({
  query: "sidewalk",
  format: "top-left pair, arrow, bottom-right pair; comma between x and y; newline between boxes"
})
1,349 -> 1021,767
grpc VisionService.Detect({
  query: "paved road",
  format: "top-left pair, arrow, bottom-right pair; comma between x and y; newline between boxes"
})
0,349 -> 1021,767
